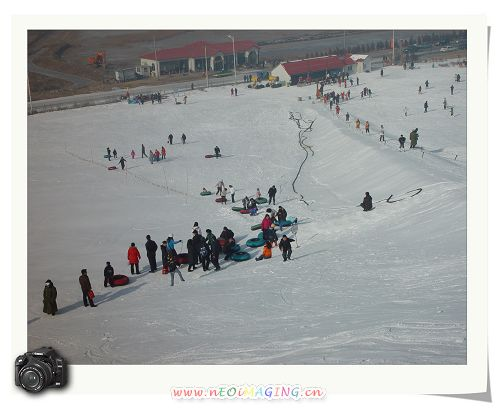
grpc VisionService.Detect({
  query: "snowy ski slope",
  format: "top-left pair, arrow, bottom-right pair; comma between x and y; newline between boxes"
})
27,62 -> 467,364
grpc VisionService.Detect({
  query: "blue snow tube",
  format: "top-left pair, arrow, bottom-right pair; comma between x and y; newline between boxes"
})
230,251 -> 251,262
256,197 -> 268,204
231,244 -> 241,252
257,232 -> 264,240
277,219 -> 293,227
246,238 -> 265,247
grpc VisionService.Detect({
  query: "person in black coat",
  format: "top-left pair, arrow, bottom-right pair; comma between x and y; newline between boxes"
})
43,279 -> 58,315
361,192 -> 373,211
268,185 -> 277,205
118,156 -> 126,170
79,269 -> 96,307
145,235 -> 158,272
398,135 -> 406,149
168,134 -> 173,145
276,206 -> 288,231
220,227 -> 234,241
191,230 -> 204,265
160,240 -> 168,272
112,149 -> 117,159
186,239 -> 197,272
103,261 -> 114,287
278,235 -> 295,261
199,240 -> 211,271
141,144 -> 146,158
210,239 -> 221,271
106,147 -> 111,161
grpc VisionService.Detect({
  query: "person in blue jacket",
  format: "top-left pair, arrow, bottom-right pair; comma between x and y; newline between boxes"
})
166,234 -> 182,256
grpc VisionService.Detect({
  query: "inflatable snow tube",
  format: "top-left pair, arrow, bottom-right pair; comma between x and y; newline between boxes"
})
257,231 -> 264,240
250,224 -> 261,231
231,244 -> 241,253
215,197 -> 226,203
218,238 -> 227,247
239,209 -> 251,214
200,191 -> 212,196
111,274 -> 129,286
256,197 -> 268,204
232,206 -> 244,212
246,238 -> 266,247
175,253 -> 189,265
277,219 -> 293,227
205,154 -> 215,158
230,251 -> 251,262
107,166 -> 117,170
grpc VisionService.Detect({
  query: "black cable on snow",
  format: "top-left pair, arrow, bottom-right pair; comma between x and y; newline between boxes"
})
289,112 -> 316,206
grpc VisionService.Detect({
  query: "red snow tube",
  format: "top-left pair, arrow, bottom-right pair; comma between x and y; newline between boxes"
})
108,166 -> 117,170
215,197 -> 226,203
239,209 -> 251,214
176,253 -> 189,265
218,238 -> 226,247
111,274 -> 129,286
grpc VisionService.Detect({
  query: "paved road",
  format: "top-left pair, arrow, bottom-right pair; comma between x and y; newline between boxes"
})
28,48 -> 94,88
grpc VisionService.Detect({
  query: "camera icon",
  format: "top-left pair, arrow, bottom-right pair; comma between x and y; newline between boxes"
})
15,347 -> 67,393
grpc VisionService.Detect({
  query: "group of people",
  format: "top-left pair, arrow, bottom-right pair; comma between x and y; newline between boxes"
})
230,88 -> 238,96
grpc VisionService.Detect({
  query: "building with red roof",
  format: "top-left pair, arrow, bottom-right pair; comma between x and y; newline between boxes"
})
270,55 -> 359,85
140,40 -> 259,77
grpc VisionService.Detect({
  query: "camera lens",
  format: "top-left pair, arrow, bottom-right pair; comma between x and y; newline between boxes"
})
19,361 -> 52,393
21,370 -> 40,389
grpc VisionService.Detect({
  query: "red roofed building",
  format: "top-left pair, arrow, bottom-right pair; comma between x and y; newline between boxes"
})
140,40 -> 259,77
271,55 -> 358,85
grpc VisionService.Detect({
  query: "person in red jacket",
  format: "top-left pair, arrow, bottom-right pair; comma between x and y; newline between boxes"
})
261,214 -> 272,231
128,242 -> 141,274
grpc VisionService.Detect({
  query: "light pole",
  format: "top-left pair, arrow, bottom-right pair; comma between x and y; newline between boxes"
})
227,34 -> 237,85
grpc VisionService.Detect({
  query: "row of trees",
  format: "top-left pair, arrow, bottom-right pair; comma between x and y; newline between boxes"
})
302,31 -> 466,59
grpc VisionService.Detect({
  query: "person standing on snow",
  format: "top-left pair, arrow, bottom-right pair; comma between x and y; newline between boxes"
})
106,147 -> 111,161
192,222 -> 202,236
346,112 -> 350,122
149,150 -> 154,164
79,269 -> 96,307
118,156 -> 126,170
209,238 -> 221,271
166,251 -> 185,286
160,240 -> 169,273
379,125 -> 385,142
103,261 -> 114,287
186,239 -> 197,272
450,84 -> 454,95
365,121 -> 370,133
43,279 -> 58,316
261,214 -> 273,235
161,146 -> 166,160
398,134 -> 406,150
424,101 -> 429,113
409,128 -> 419,148
443,98 -> 447,110
256,188 -> 262,199
214,146 -> 221,158
228,185 -> 236,203
181,133 -> 186,144
215,180 -> 225,195
141,144 -> 146,158
166,234 -> 182,256
145,235 -> 158,272
425,80 -> 429,88
168,134 -> 173,145
360,192 -> 373,211
128,243 -> 141,274
131,149 -> 136,159
242,196 -> 250,210
112,149 -> 117,159
231,88 -> 234,96
404,106 -> 408,117
268,185 -> 277,205
279,235 -> 295,262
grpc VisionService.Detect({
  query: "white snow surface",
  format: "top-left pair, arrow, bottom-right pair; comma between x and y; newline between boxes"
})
28,63 -> 467,364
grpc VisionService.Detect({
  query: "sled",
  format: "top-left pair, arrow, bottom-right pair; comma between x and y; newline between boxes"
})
176,253 -> 189,265
239,209 -> 251,214
110,275 -> 129,287
215,197 -> 226,203
250,224 -> 261,231
255,197 -> 268,204
231,206 -> 245,212
108,166 -> 117,170
200,191 -> 212,196
205,154 -> 215,158
104,154 -> 111,159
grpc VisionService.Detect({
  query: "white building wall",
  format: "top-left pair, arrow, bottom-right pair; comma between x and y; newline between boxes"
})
270,64 -> 291,83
